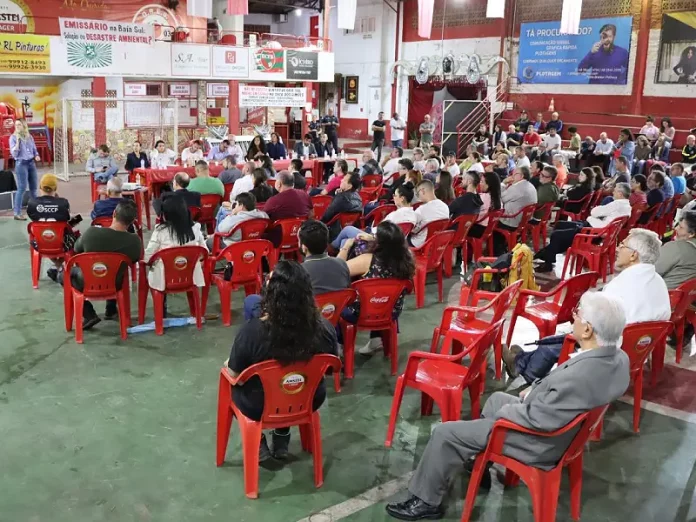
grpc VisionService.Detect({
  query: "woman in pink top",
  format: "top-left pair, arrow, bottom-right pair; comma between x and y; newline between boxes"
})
321,159 -> 348,196
469,171 -> 502,237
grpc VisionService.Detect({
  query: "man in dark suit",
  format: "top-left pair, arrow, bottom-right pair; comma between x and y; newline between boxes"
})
386,291 -> 630,521
153,172 -> 201,216
293,134 -> 318,159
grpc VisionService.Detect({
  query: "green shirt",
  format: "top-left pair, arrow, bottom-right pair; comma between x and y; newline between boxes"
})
569,134 -> 581,152
74,227 -> 142,286
535,183 -> 560,218
188,176 -> 225,196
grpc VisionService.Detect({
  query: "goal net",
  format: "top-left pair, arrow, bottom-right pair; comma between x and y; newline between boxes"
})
53,97 -> 179,182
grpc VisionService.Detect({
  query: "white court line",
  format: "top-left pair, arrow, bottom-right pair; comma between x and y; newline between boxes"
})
296,472 -> 413,522
619,396 -> 696,425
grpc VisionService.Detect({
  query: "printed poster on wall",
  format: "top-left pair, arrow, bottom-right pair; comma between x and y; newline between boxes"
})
171,43 -> 211,77
518,16 -> 633,85
212,46 -> 249,78
0,34 -> 50,73
59,18 -> 154,45
239,85 -> 306,108
655,12 -> 696,84
286,50 -> 318,80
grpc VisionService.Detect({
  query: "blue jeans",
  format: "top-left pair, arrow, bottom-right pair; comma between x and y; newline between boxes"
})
93,166 -> 119,183
363,201 -> 380,216
514,335 -> 566,384
331,225 -> 361,249
391,139 -> 403,148
14,159 -> 38,215
243,294 -> 262,321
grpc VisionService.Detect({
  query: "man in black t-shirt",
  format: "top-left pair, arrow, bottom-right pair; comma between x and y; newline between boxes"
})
321,108 -> 340,154
371,111 -> 387,162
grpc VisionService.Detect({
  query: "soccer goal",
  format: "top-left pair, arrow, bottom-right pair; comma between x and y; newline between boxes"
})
53,97 -> 179,182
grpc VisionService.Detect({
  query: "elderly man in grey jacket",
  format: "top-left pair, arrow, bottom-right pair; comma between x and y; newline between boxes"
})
493,165 -> 537,254
386,291 -> 630,521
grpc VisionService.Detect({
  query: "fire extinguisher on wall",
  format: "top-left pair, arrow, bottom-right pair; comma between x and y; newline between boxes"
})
548,97 -> 555,112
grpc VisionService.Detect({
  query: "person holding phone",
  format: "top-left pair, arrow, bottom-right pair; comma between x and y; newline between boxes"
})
87,144 -> 119,184
9,118 -> 40,220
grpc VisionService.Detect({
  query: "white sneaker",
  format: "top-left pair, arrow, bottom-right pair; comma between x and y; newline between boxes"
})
359,337 -> 383,355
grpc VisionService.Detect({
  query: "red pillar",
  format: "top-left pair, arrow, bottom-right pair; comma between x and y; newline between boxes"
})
228,80 -> 240,135
302,81 -> 312,138
92,77 -> 106,146
629,0 -> 652,115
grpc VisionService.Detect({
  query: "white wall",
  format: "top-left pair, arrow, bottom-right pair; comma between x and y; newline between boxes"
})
60,78 -> 124,131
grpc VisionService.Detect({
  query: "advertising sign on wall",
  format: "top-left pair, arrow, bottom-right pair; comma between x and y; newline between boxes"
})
59,18 -> 154,45
124,83 -> 147,96
0,34 -> 50,73
239,85 -> 306,108
171,43 -> 211,76
286,50 -> 318,80
655,12 -> 696,84
207,83 -> 229,97
518,16 -> 633,85
253,48 -> 284,73
345,75 -> 359,104
212,46 -> 249,78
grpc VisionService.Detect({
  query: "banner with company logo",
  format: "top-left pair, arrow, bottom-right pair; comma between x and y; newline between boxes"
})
252,47 -> 284,78
239,85 -> 306,108
518,16 -> 632,85
171,43 -> 211,76
0,34 -> 50,73
655,12 -> 696,84
286,50 -> 318,80
59,17 -> 154,46
212,45 -> 249,78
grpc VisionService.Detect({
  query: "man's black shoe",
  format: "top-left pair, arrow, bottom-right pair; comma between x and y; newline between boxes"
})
271,430 -> 290,460
259,434 -> 273,463
82,316 -> 101,331
464,458 -> 492,490
46,268 -> 58,283
385,495 -> 444,521
104,310 -> 119,321
502,344 -> 522,379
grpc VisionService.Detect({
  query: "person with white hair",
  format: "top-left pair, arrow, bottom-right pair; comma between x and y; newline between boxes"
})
552,153 -> 567,188
385,290 -> 630,522
91,176 -> 124,219
592,132 -> 615,172
423,158 -> 441,183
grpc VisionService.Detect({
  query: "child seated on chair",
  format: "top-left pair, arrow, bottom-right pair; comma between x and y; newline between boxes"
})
87,144 -> 119,183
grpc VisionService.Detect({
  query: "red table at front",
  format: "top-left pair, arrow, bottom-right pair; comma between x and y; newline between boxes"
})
122,188 -> 152,231
134,166 -> 225,198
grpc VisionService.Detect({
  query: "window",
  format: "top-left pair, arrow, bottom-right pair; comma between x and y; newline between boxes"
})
344,16 -> 376,38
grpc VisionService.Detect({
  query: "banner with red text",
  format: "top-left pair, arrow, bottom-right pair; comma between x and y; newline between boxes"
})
59,17 -> 154,46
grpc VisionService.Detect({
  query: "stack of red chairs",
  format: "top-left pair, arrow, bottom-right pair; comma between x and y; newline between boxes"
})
561,217 -> 627,282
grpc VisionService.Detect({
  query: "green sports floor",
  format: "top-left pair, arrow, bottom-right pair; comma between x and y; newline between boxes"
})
3,178 -> 696,522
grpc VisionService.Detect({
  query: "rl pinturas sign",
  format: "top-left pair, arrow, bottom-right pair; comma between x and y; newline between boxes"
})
59,18 -> 155,46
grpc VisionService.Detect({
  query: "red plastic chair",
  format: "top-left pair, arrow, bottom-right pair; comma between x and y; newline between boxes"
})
210,218 -> 271,256
358,187 -> 381,205
197,194 -> 223,234
527,201 -> 555,251
656,194 -> 681,237
360,204 -> 396,228
91,216 -> 144,282
637,201 -> 664,232
561,218 -> 627,282
443,214 -> 475,277
270,217 -> 306,266
462,404 -> 609,522
505,272 -> 599,346
430,281 -> 523,381
206,239 -> 273,326
361,174 -> 383,188
27,221 -> 74,289
416,218 -> 450,244
188,205 -> 202,222
412,231 -> 455,309
311,195 -> 332,220
315,289 -> 357,326
216,354 -> 342,498
618,206 -> 643,243
385,319 -> 505,447
137,245 -> 208,335
397,222 -> 414,237
339,278 -> 413,379
324,211 -> 362,230
466,210 -> 503,259
223,183 -> 234,202
555,191 -> 593,223
63,253 -> 133,344
0,134 -> 13,169
495,204 -> 536,252
669,279 -> 696,364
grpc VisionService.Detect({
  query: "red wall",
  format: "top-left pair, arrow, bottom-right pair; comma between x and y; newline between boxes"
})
402,0 -> 503,42
340,118 -> 370,141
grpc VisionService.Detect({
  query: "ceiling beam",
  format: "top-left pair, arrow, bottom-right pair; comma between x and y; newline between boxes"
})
249,0 -> 322,12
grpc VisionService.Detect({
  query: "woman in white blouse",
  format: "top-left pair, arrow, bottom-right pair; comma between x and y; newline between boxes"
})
144,196 -> 208,295
150,140 -> 178,168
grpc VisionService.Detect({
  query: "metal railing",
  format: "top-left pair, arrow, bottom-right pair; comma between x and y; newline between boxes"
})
455,79 -> 511,158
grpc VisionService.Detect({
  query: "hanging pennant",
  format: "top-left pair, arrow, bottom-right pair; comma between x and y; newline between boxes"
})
188,0 -> 213,18
418,0 -> 434,39
560,0 -> 582,35
337,0 -> 358,30
227,0 -> 249,16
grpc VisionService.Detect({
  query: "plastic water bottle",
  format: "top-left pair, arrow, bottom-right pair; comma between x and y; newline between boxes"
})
140,159 -> 145,169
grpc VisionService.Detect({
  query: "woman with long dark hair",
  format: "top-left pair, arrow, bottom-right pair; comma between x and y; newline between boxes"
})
227,260 -> 337,461
245,134 -> 266,161
435,170 -> 455,203
250,168 -> 274,203
591,165 -> 605,190
143,196 -> 208,292
630,174 -> 648,208
611,128 -> 635,172
468,171 -> 502,239
337,221 -> 415,355
261,154 -> 277,179
673,46 -> 696,84
561,167 -> 594,215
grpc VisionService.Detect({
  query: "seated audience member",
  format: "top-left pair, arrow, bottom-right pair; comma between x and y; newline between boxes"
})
144,196 -> 208,300
490,124 -> 507,151
488,142 -> 507,163
227,135 -> 244,161
359,150 -> 383,179
468,172 -> 503,239
264,170 -> 313,221
355,180 -> 419,238
682,134 -> 696,163
435,170 -> 455,204
580,136 -> 595,162
297,219 -> 351,294
533,111 -> 546,133
610,129 -> 635,173
250,168 -> 275,204
207,140 -> 230,163
495,166 -> 537,254
559,167 -> 594,215
656,211 -> 696,289
552,155 -> 567,188
545,111 -> 563,133
316,133 -> 334,159
633,135 -> 652,174
181,140 -> 204,166
491,153 -> 510,180
125,141 -> 149,173
423,158 -> 441,183
514,110 -> 531,132
230,162 -> 255,199
522,125 -> 541,150
670,163 -> 687,195
188,160 -> 224,197
472,124 -> 490,155
444,151 -> 461,177
535,165 -> 560,216
630,174 -> 649,208
336,221 -> 415,355
378,160 -> 417,206
294,134 -> 317,159
289,160 -> 308,190
386,292 -> 629,522
150,140 -> 177,169
449,171 -> 482,218
506,124 -> 522,150
245,135 -> 266,161
63,200 -> 142,330
314,159 -> 349,197
542,127 -> 562,153
428,144 -> 444,167
529,160 -> 544,188
214,192 -> 269,248
260,154 -> 277,179
566,126 -> 581,153
514,146 -> 531,169
592,132 -> 614,171
536,183 -> 632,272
468,151 -> 485,174
91,177 -> 124,219
508,230 -> 669,384
322,171 -> 363,240
412,147 -> 426,172
218,156 -> 243,185
228,260 -> 338,461
591,165 -> 605,190
602,157 -> 630,193
660,117 -> 676,147
529,142 -> 552,164
637,171 -> 666,224
383,147 -> 405,183
154,172 -> 202,216
87,144 -> 119,183
653,164 -> 675,200
653,136 -> 671,163
266,132 -> 287,160
640,116 -> 660,142
410,180 -> 450,248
